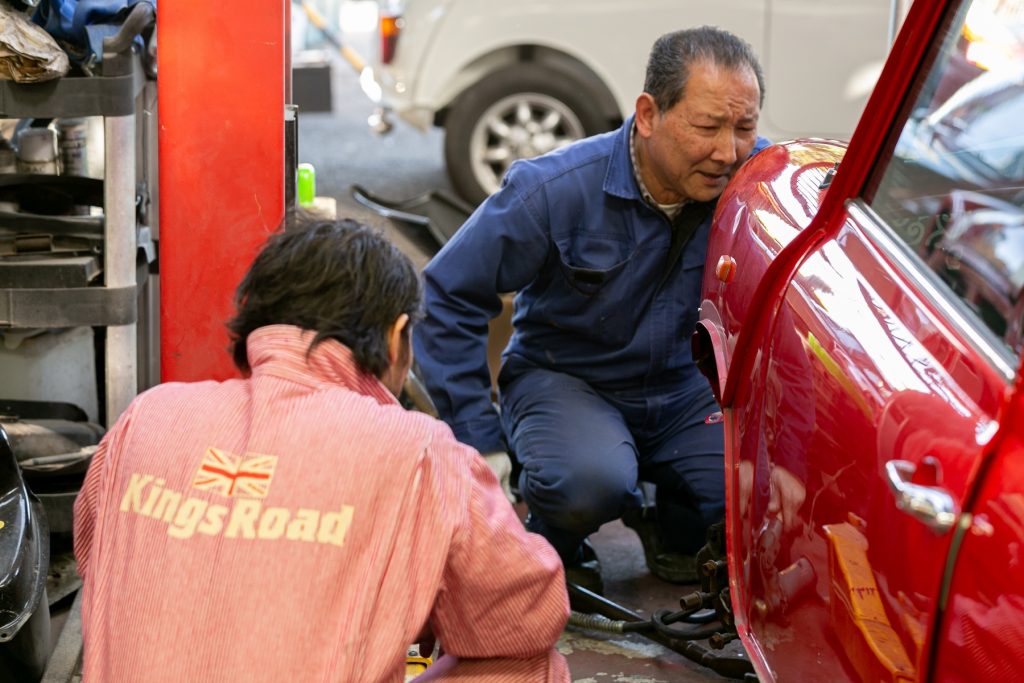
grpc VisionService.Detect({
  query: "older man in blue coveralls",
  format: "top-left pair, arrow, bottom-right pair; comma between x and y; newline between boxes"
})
413,26 -> 770,589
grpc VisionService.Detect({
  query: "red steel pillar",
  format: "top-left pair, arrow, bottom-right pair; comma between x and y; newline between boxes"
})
158,3 -> 287,381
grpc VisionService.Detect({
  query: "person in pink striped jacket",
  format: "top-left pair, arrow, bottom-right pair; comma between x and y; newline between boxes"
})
73,217 -> 570,682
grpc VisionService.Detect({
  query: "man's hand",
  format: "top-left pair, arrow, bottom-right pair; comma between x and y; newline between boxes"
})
482,451 -> 515,504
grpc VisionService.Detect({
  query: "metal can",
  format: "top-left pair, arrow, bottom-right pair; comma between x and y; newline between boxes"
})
57,118 -> 89,178
58,118 -> 92,214
15,127 -> 59,175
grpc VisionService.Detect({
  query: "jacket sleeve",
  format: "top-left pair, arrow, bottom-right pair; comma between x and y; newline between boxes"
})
429,436 -> 569,658
412,165 -> 551,453
74,399 -> 137,580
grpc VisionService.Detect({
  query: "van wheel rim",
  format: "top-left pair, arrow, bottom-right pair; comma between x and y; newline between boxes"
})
469,92 -> 586,196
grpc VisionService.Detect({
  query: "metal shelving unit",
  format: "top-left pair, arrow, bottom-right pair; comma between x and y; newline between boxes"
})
0,40 -> 151,427
0,11 -> 157,680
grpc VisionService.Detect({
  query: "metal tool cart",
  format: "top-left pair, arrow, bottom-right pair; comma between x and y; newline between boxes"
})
0,5 -> 156,681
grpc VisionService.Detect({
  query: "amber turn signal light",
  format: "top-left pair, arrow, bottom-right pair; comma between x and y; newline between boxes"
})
715,255 -> 737,283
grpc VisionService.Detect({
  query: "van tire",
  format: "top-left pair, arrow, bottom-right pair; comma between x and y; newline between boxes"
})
444,64 -> 611,205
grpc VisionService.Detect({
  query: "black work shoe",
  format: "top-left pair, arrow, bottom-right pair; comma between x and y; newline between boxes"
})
622,506 -> 699,584
564,539 -> 604,595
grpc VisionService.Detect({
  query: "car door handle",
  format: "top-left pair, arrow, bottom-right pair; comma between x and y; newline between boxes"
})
885,459 -> 958,534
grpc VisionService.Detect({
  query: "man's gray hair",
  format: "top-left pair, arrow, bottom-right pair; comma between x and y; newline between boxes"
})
644,26 -> 766,112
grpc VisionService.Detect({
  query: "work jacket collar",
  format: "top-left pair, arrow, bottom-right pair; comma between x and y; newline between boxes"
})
247,325 -> 397,406
603,114 -> 644,202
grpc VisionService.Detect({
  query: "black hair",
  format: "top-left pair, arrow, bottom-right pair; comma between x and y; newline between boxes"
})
644,26 -> 766,113
227,216 -> 422,376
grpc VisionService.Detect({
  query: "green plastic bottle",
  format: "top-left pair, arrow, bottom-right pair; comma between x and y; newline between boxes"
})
297,163 -> 316,207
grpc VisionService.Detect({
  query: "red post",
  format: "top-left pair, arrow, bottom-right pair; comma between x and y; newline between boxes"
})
158,3 -> 286,382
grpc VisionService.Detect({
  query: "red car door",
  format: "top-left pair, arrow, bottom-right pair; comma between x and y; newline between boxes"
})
700,0 -> 1024,680
728,196 -> 1009,682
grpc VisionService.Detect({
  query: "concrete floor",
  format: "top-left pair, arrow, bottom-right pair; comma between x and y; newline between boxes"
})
560,520 -> 749,682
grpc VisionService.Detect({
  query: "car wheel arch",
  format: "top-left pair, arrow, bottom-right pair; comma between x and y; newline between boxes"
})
433,44 -> 621,129
440,51 -> 622,203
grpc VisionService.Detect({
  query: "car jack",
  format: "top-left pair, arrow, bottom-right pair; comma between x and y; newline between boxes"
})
567,522 -> 757,681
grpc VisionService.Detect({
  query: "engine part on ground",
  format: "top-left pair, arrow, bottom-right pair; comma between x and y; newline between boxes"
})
567,582 -> 754,680
697,519 -> 737,628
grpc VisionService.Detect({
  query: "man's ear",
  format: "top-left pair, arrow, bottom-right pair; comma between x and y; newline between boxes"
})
635,92 -> 659,138
387,313 -> 410,364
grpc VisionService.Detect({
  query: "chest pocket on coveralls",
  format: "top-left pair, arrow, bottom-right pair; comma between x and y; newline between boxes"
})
538,232 -> 636,346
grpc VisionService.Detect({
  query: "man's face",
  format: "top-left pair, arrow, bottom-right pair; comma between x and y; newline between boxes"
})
637,60 -> 761,204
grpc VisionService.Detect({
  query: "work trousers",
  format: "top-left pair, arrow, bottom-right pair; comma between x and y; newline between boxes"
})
499,360 -> 724,564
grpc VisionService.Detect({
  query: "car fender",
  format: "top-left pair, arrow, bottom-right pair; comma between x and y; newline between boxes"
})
701,140 -> 846,406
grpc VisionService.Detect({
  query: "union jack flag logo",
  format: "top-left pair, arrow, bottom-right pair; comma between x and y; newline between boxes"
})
191,448 -> 277,499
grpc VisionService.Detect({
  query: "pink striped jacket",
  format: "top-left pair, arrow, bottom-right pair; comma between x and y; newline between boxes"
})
74,325 -> 569,682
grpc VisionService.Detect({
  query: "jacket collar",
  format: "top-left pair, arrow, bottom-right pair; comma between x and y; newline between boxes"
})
247,325 -> 397,406
603,114 -> 644,201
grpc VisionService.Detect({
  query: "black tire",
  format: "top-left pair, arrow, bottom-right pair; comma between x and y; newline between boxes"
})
444,63 -> 612,205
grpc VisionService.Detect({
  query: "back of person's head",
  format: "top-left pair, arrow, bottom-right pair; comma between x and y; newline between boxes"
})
644,26 -> 766,113
227,216 -> 422,376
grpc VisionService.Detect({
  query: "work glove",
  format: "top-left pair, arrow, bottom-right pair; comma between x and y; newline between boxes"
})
482,451 -> 515,504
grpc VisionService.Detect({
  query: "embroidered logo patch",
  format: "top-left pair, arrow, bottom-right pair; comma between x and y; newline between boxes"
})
191,448 -> 277,499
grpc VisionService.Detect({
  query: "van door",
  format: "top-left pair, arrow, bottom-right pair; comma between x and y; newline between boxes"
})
762,0 -> 898,138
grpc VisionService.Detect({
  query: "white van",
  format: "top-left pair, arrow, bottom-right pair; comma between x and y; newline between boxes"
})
356,0 -> 906,203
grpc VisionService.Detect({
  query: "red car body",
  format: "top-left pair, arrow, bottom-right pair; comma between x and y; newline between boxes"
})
695,1 -> 1024,681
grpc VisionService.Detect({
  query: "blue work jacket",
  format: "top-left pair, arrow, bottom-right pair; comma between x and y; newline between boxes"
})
414,116 -> 770,453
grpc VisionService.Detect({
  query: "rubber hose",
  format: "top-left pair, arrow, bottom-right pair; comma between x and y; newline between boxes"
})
569,611 -> 649,634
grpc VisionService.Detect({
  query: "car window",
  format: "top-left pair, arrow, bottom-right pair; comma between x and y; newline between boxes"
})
869,0 -> 1024,355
